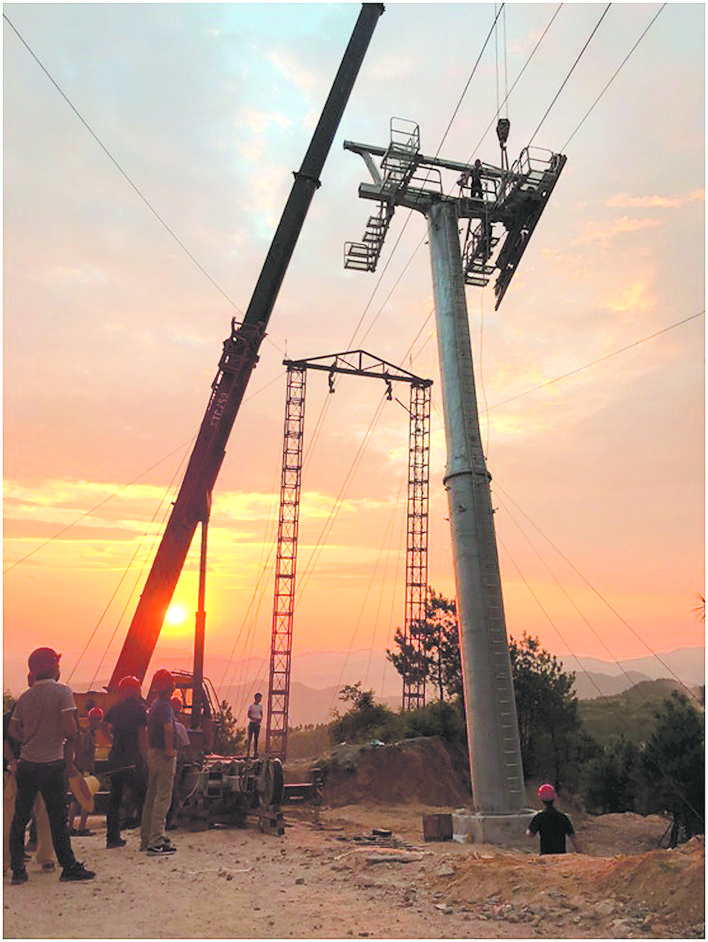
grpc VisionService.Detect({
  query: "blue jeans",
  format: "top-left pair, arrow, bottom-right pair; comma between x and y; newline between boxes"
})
9,760 -> 76,873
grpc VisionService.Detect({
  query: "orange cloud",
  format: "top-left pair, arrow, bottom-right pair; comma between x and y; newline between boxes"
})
606,190 -> 704,209
604,280 -> 654,315
572,215 -> 661,247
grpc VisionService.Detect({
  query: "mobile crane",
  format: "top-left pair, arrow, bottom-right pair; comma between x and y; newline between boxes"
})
75,3 -> 384,828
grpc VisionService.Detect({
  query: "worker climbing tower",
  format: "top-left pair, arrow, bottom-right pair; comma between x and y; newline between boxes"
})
344,117 -> 566,840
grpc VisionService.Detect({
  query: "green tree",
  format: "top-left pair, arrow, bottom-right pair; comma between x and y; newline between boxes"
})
212,700 -> 245,755
509,633 -> 582,786
640,692 -> 704,846
580,735 -> 642,814
330,682 -> 395,745
387,589 -> 462,701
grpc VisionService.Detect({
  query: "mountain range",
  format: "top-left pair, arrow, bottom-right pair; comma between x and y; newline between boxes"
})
4,644 -> 703,727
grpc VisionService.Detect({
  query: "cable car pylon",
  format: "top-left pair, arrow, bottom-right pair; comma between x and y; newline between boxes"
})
344,117 -> 567,841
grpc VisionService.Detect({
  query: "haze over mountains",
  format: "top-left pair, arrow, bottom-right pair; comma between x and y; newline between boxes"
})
4,645 -> 702,728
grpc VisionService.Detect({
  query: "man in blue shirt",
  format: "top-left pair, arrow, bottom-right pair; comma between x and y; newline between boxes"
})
140,670 -> 177,856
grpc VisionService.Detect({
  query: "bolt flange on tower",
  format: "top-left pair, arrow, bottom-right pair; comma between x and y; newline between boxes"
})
344,118 -> 566,843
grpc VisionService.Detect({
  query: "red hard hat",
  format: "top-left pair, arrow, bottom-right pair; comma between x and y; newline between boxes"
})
152,669 -> 175,693
28,647 -> 61,675
538,783 -> 557,802
88,707 -> 104,724
118,675 -> 141,697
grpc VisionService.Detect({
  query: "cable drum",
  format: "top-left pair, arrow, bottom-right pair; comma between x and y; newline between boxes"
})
259,758 -> 285,808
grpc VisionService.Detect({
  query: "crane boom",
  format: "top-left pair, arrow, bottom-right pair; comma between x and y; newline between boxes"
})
108,3 -> 384,690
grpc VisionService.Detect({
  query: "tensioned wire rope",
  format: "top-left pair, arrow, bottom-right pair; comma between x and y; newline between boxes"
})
495,498 -> 705,829
2,12 -> 289,360
365,7 -> 697,739
498,528 -> 705,831
220,4 -> 695,703
18,8 -> 687,714
279,6 -> 511,695
214,303 -> 703,716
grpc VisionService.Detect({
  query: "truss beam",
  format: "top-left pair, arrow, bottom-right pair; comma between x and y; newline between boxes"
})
265,352 -> 432,761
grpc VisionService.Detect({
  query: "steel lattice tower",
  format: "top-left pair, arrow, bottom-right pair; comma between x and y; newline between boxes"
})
402,382 -> 431,711
265,366 -> 306,759
265,352 -> 432,761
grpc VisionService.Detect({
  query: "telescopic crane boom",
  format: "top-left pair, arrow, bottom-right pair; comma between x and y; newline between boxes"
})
108,3 -> 384,692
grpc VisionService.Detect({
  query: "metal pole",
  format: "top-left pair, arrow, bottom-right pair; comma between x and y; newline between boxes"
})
192,517 -> 208,730
427,199 -> 525,814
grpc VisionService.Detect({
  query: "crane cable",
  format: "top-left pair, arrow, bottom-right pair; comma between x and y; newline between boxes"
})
560,3 -> 667,152
2,13 -> 249,321
527,3 -> 612,147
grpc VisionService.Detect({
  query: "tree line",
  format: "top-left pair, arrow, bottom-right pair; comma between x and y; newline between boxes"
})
333,589 -> 704,848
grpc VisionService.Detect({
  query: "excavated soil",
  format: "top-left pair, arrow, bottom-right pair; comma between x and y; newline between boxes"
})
3,738 -> 704,939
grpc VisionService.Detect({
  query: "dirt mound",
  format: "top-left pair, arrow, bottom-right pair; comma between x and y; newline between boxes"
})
318,736 -> 472,807
434,835 -> 704,937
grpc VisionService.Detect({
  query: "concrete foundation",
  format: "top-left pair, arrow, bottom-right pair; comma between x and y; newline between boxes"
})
452,810 -> 536,847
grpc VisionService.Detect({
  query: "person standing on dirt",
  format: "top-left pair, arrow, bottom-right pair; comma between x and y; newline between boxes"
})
8,647 -> 96,884
246,692 -> 263,758
527,783 -> 583,855
67,706 -> 103,837
103,675 -> 148,849
165,694 -> 193,831
141,670 -> 178,856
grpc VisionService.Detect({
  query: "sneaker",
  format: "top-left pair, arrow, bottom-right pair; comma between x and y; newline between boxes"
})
106,838 -> 127,849
11,869 -> 28,885
60,861 -> 96,882
41,862 -> 56,871
146,842 -> 177,856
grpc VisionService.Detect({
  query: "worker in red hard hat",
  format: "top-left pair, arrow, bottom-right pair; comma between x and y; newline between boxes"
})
527,783 -> 583,855
141,670 -> 178,856
103,676 -> 148,849
7,647 -> 96,883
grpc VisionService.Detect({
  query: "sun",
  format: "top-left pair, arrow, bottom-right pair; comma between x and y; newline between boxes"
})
165,605 -> 188,627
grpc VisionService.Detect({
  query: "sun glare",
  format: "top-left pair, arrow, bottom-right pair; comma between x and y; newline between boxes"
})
165,605 -> 187,627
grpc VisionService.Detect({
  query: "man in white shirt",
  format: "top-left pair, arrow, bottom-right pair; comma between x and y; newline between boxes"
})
246,693 -> 263,758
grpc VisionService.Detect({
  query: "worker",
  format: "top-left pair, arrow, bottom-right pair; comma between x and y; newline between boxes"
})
140,669 -> 178,855
165,694 -> 193,831
67,706 -> 103,836
246,692 -> 264,758
4,678 -> 56,875
526,783 -> 583,855
8,647 -> 95,883
103,675 -> 148,849
457,158 -> 484,199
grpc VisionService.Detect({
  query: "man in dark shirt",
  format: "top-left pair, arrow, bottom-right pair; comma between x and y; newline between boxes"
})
103,675 -> 148,849
527,783 -> 583,855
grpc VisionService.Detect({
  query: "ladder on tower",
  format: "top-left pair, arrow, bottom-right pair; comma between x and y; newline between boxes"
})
344,118 -> 421,273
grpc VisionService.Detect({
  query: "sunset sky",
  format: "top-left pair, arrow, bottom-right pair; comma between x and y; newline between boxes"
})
4,3 -> 704,702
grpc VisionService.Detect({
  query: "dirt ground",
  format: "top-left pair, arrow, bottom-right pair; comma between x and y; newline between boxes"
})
3,741 -> 704,940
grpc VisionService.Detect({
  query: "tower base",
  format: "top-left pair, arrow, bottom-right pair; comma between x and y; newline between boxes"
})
452,810 -> 536,847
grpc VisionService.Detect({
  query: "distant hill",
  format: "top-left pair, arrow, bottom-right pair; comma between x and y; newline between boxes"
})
578,678 -> 703,747
560,646 -> 705,699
